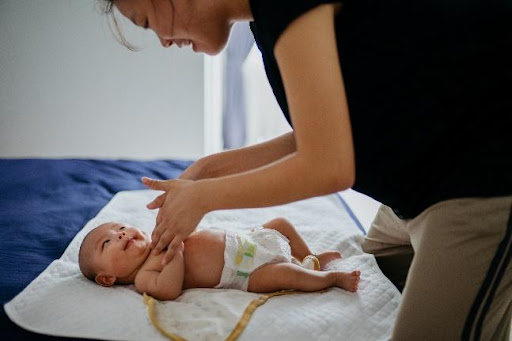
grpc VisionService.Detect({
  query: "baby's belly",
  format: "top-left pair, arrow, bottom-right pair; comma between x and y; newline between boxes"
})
182,228 -> 225,289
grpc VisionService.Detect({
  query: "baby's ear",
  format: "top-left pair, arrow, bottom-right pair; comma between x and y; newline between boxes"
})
95,274 -> 117,287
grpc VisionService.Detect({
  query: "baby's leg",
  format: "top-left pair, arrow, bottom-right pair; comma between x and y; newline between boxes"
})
248,262 -> 360,293
316,251 -> 342,270
263,218 -> 342,269
262,218 -> 312,261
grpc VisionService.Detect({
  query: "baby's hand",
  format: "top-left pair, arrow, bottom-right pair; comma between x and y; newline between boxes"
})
152,241 -> 185,262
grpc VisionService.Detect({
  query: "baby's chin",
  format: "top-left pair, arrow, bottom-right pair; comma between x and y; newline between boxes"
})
128,240 -> 151,262
141,232 -> 151,249
130,230 -> 151,254
140,230 -> 149,239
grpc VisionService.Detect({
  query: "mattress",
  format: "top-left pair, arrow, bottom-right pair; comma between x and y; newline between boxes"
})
5,189 -> 401,340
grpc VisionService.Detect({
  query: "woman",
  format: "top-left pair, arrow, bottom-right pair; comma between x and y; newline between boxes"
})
104,0 -> 512,339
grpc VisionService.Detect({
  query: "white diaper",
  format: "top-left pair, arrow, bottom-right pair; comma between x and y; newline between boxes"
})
214,227 -> 292,291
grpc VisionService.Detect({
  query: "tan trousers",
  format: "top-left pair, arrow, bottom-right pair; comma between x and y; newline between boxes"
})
362,197 -> 512,340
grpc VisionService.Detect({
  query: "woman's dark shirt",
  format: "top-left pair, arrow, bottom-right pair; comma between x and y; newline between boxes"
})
248,0 -> 512,218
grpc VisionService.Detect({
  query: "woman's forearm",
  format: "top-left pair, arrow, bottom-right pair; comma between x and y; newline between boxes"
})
199,131 -> 296,179
198,150 -> 354,212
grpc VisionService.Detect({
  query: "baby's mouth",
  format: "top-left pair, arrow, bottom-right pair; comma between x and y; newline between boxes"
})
124,238 -> 134,250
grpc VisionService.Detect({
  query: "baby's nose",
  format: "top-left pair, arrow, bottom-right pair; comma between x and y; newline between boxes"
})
118,231 -> 127,239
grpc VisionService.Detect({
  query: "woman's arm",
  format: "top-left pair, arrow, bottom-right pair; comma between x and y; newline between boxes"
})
146,132 -> 296,213
179,131 -> 296,180
147,3 -> 355,262
199,3 -> 354,207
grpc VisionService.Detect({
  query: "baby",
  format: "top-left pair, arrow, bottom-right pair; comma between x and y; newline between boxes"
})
78,217 -> 360,300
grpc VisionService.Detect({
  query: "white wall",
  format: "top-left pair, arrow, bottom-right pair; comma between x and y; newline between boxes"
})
0,0 -> 205,160
242,45 -> 291,145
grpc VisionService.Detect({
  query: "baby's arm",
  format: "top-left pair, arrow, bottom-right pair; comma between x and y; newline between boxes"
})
135,251 -> 184,300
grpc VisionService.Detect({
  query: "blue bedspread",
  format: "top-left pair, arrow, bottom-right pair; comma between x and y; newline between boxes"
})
0,159 -> 191,340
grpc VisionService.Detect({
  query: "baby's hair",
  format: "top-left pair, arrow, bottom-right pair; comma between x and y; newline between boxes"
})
97,0 -> 141,51
78,228 -> 99,282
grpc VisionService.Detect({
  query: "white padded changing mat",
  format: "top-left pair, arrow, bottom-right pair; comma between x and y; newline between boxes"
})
4,190 -> 400,340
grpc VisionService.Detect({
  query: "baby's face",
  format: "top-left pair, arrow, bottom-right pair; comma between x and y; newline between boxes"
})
87,222 -> 151,280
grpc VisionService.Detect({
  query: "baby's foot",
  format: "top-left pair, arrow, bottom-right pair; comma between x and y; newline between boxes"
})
317,251 -> 342,270
335,270 -> 361,292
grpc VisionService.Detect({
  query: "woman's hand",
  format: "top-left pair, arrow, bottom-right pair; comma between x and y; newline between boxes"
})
142,177 -> 209,265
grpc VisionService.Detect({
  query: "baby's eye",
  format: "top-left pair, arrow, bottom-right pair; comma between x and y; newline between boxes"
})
120,226 -> 125,230
101,239 -> 110,251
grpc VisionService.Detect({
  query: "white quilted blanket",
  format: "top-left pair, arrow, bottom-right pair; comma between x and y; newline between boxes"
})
4,190 -> 400,340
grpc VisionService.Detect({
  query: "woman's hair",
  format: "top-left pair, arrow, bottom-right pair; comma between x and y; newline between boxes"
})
97,0 -> 140,51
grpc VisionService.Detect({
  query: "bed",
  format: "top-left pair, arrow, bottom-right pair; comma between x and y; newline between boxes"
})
0,159 -> 192,340
1,158 -> 398,341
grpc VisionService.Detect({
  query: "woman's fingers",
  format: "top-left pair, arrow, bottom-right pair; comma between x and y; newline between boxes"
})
153,227 -> 174,255
142,177 -> 172,190
148,192 -> 167,242
147,192 -> 166,210
162,237 -> 185,265
155,209 -> 163,226
151,220 -> 168,250
144,179 -> 204,263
